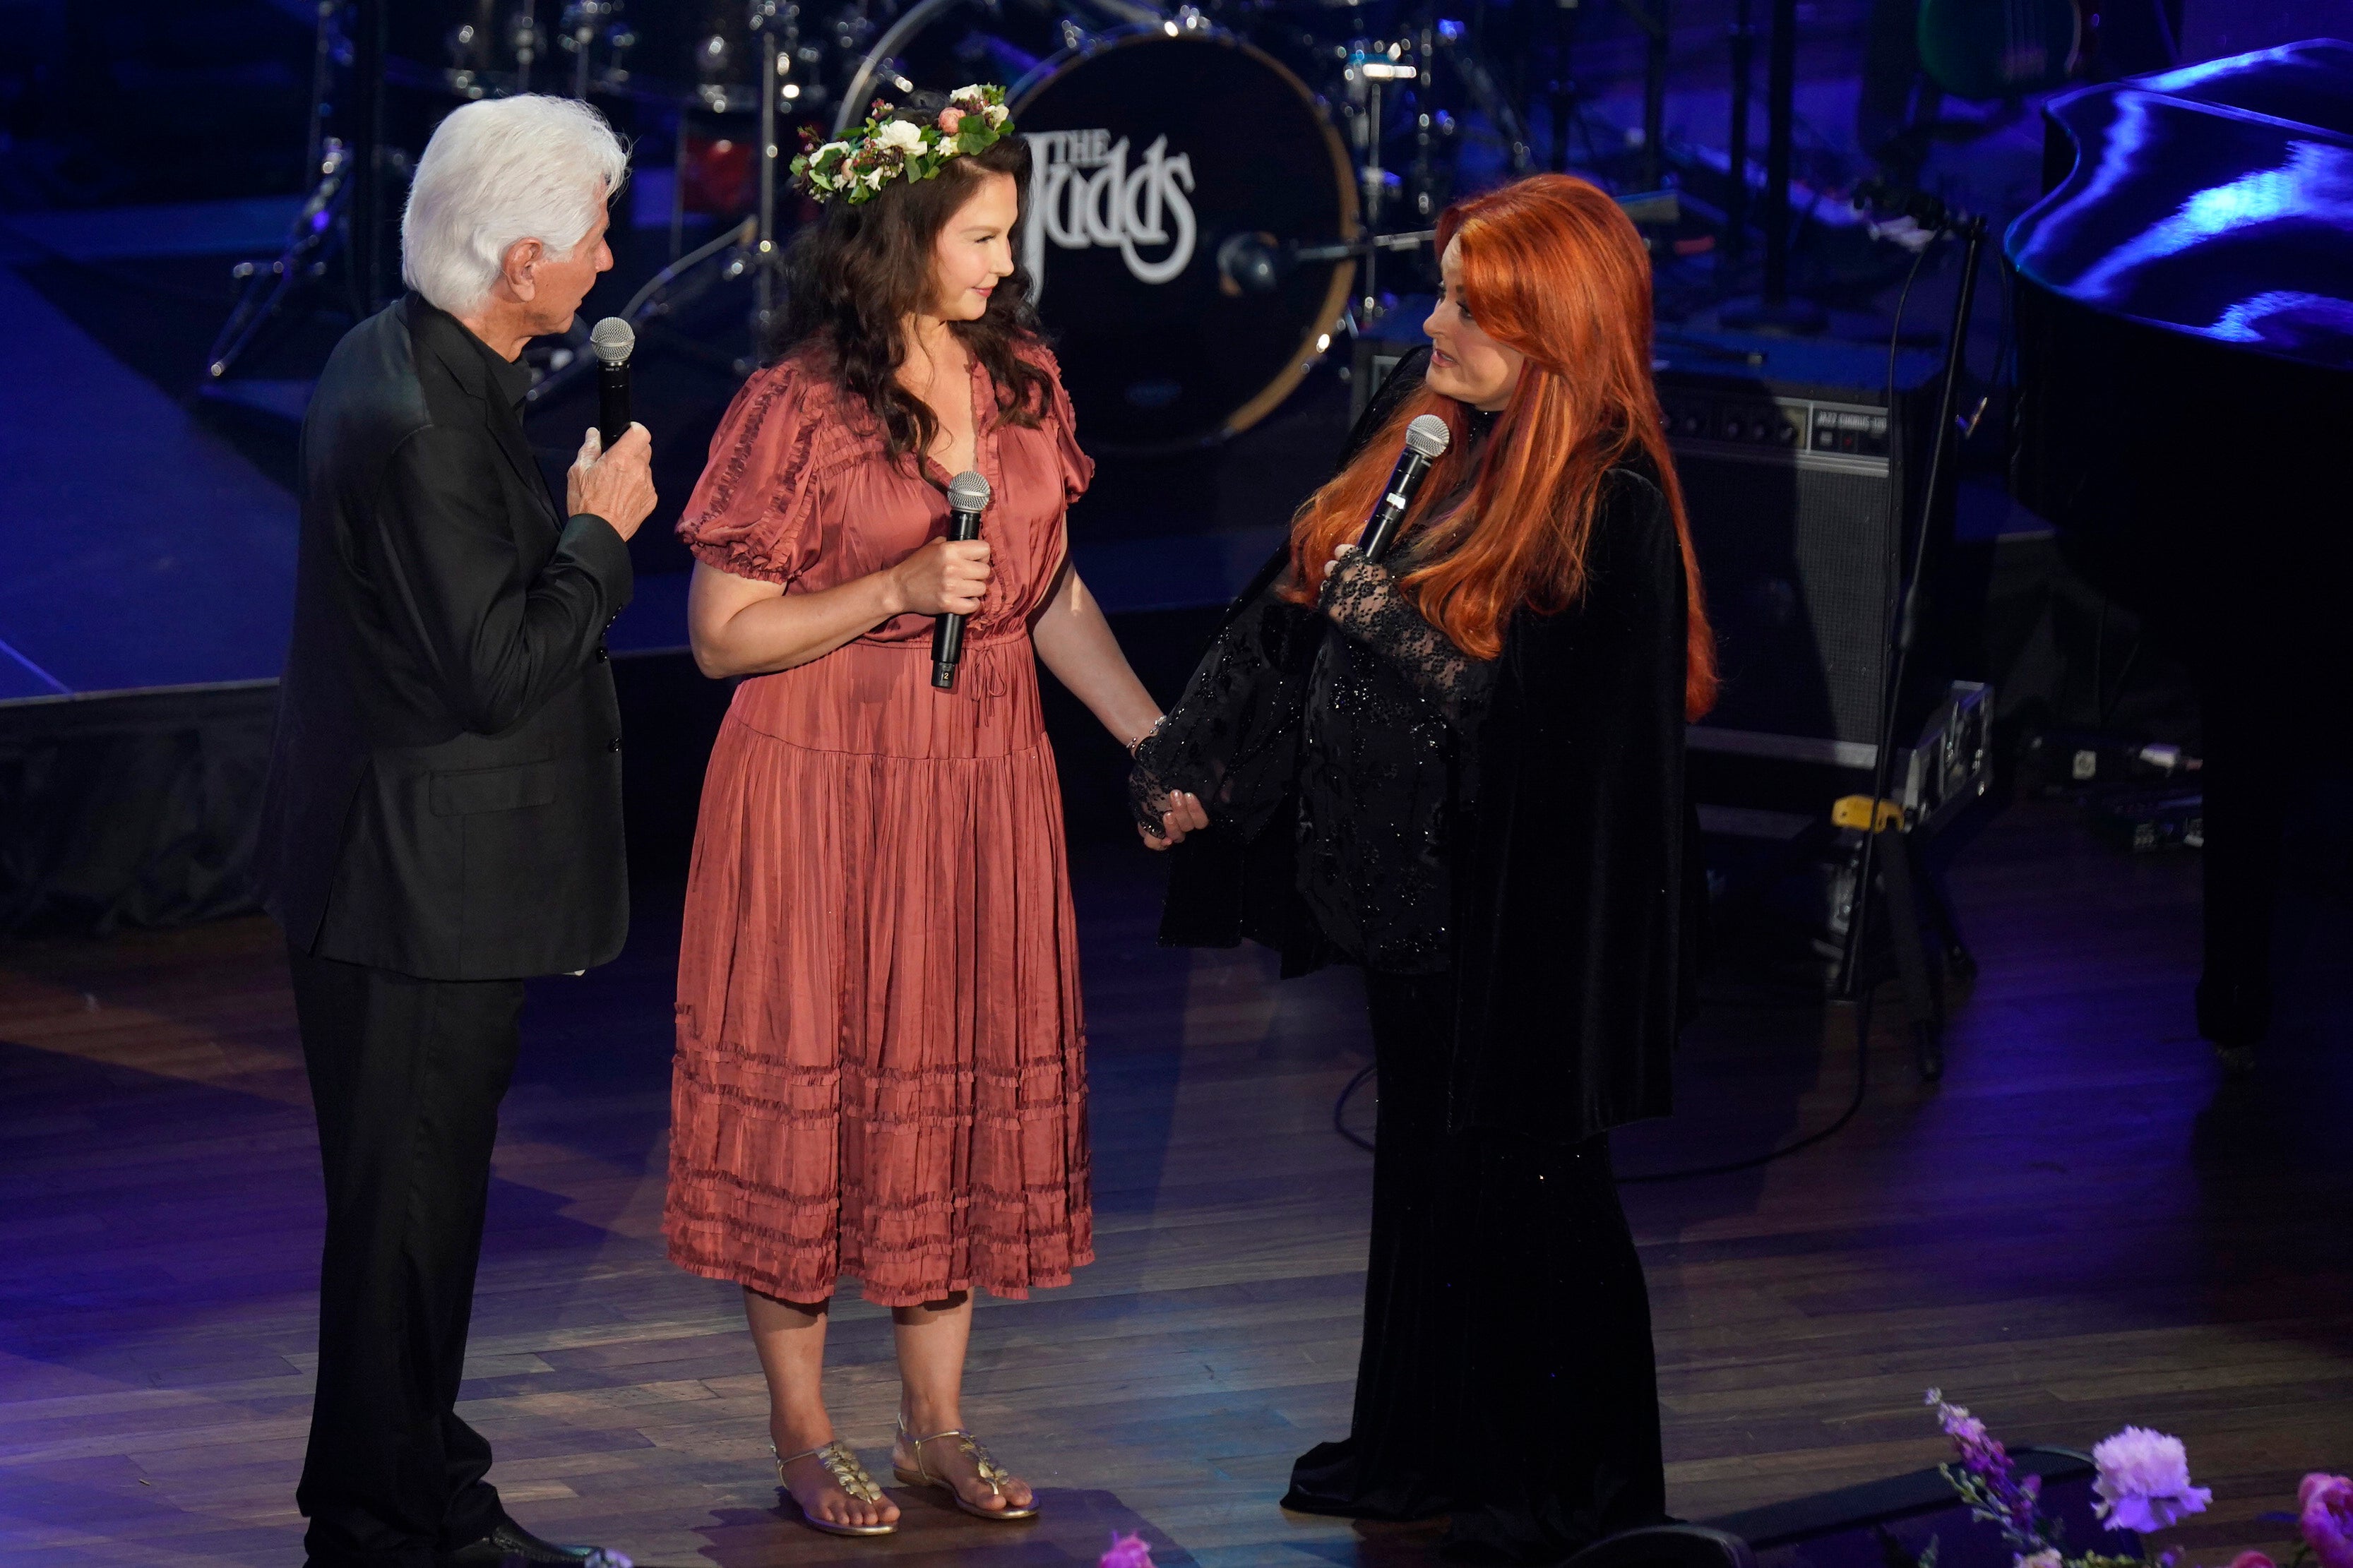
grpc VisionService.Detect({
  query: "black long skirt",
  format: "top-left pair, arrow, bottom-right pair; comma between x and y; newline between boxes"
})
1282,969 -> 1669,1562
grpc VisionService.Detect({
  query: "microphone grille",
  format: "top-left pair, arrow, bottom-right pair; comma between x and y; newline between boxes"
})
589,316 -> 636,365
948,469 -> 991,512
1404,413 -> 1453,458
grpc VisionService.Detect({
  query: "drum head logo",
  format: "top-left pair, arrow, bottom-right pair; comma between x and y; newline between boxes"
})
1023,129 -> 1196,293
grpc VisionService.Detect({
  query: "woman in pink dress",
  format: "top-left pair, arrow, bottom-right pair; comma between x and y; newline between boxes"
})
662,87 -> 1189,1538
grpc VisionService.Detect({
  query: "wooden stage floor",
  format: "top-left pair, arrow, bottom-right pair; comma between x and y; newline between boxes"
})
2,801 -> 2347,1567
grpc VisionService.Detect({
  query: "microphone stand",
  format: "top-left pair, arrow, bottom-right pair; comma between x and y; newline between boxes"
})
1836,208 -> 1987,1082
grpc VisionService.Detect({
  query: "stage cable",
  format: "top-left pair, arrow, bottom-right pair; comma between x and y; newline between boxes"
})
1331,241 -> 1938,1179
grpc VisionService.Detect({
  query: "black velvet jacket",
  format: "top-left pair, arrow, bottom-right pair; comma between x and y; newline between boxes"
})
1143,350 -> 1698,1144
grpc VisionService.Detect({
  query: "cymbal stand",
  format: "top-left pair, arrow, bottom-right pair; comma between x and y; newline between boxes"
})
1346,44 -> 1412,316
205,0 -> 369,383
1724,0 -> 1754,258
511,1 -> 544,92
1621,0 -> 1668,190
1720,0 -> 1825,329
1549,0 -> 1578,171
753,0 -> 790,339
526,0 -> 794,410
304,0 -> 339,175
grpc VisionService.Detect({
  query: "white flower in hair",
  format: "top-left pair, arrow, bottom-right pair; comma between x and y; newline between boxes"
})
864,167 -> 889,190
876,119 -> 925,153
953,84 -> 989,102
983,103 -> 1008,127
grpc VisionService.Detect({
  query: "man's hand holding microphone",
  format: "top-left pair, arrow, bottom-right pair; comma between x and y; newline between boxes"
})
568,422 -> 657,539
568,316 -> 657,541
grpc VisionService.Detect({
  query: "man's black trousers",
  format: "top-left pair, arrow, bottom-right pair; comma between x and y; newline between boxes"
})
287,945 -> 524,1568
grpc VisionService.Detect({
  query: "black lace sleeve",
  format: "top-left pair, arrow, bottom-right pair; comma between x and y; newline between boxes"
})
1316,547 -> 1497,714
1128,567 -> 1318,842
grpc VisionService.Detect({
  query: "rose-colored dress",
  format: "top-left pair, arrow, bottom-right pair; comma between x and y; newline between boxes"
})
663,345 -> 1096,1307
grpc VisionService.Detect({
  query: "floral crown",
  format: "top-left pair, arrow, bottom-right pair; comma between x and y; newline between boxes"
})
791,84 -> 1014,205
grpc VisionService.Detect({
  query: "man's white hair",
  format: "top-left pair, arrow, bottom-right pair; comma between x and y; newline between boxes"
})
400,95 -> 630,314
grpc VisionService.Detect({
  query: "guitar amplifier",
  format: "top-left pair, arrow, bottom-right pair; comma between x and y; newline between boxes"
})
1656,328 -> 1957,818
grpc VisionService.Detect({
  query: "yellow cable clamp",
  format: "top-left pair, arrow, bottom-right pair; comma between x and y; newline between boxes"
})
1832,795 -> 1906,832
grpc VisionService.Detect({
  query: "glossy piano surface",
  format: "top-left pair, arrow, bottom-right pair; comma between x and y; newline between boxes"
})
2002,39 -> 2353,1055
2006,39 -> 2353,371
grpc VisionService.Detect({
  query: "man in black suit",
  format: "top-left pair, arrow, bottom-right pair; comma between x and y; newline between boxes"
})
258,95 -> 657,1568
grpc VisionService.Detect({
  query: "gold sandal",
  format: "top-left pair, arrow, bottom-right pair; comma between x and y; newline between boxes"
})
773,1439 -> 898,1537
893,1419 -> 1040,1521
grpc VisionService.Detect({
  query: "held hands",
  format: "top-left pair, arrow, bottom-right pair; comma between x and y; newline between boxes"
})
889,537 -> 993,618
1138,789 -> 1209,851
1128,718 -> 1209,850
569,424 -> 657,541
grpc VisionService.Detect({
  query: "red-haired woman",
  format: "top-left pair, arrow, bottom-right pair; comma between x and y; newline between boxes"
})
1129,173 -> 1714,1561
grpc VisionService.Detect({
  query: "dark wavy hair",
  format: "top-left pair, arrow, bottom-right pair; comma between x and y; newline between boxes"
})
768,95 -> 1052,469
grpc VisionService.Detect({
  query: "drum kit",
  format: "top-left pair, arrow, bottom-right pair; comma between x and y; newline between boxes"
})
208,0 -> 1543,451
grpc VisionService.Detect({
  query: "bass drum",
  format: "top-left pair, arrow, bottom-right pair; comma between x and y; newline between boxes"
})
1009,31 -> 1357,452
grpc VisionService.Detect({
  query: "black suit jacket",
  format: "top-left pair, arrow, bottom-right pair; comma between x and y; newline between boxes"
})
258,296 -> 633,981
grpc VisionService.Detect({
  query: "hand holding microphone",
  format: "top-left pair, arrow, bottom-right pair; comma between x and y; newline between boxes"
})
930,470 -> 992,688
568,317 -> 657,539
1356,413 -> 1453,562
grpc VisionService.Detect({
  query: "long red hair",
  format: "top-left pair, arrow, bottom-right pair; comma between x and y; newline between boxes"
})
1286,174 -> 1717,719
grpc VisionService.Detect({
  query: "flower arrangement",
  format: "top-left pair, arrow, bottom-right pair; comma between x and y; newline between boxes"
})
1101,1530 -> 1157,1568
790,84 -> 1014,205
1922,1390 -> 2352,1568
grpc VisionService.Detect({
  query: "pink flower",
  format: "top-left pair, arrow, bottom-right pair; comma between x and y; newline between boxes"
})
2227,1552 -> 2277,1568
2302,1473 -> 2353,1568
938,106 -> 966,133
2090,1427 -> 2212,1534
1102,1532 -> 1156,1568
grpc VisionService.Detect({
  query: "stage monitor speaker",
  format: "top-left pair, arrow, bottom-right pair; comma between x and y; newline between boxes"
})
1656,328 -> 1953,818
1707,1447 -> 2131,1568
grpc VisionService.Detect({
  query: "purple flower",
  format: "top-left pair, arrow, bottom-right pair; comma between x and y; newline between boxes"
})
1926,1390 -> 2045,1550
2228,1552 -> 2277,1568
2301,1473 -> 2353,1568
2090,1428 -> 2212,1534
1102,1531 -> 1157,1568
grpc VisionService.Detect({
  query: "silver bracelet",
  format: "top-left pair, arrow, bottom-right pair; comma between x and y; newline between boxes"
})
1127,714 -> 1168,758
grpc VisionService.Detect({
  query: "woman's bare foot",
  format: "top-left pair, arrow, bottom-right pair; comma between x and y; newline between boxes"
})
775,1422 -> 900,1533
893,1428 -> 1036,1515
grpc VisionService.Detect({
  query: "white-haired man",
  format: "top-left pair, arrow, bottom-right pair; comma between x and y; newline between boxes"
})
258,95 -> 655,1568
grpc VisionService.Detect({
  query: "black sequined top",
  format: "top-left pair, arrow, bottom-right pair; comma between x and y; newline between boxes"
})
1133,410 -> 1501,974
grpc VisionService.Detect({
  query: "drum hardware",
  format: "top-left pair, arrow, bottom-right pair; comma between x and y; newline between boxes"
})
523,215 -> 763,409
1003,27 -> 1359,449
1723,0 -> 1755,259
446,14 -> 499,100
1619,0 -> 1667,191
304,0 -> 348,188
205,0 -> 405,381
557,1 -> 638,99
510,1 -> 545,91
1217,228 -> 1431,296
1718,0 -> 1826,331
205,136 -> 357,383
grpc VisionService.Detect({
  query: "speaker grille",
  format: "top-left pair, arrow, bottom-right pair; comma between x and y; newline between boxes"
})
1678,456 -> 1898,747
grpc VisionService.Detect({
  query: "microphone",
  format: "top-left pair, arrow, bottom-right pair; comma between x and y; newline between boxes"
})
1357,414 -> 1453,561
590,316 -> 635,452
931,469 -> 990,690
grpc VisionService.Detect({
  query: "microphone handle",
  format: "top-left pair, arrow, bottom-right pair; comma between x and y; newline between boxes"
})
931,505 -> 986,690
1357,448 -> 1436,562
597,361 -> 632,451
